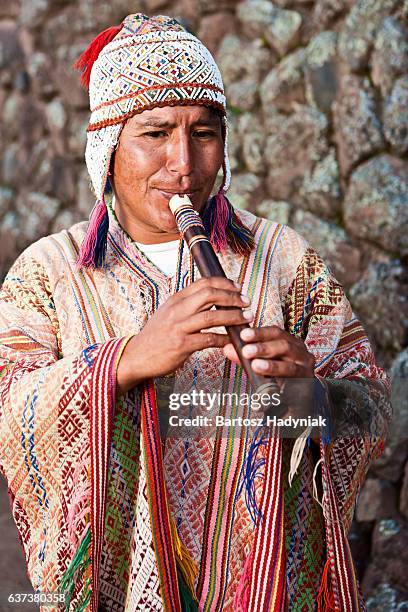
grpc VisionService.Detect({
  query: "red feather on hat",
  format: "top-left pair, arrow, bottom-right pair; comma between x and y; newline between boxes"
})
74,24 -> 122,89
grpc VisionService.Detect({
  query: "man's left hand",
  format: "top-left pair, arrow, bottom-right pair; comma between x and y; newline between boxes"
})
222,325 -> 315,379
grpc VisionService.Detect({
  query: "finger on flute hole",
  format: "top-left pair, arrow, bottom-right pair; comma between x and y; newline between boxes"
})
240,327 -> 256,341
222,343 -> 240,363
242,344 -> 257,358
251,359 -> 270,372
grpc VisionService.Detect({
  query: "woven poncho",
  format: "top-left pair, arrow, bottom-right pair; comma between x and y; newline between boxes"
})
0,204 -> 391,611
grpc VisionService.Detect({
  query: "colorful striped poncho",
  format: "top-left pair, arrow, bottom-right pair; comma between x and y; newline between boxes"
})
0,205 -> 390,611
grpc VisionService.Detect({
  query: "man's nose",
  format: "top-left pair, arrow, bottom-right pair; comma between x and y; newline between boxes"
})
166,133 -> 194,176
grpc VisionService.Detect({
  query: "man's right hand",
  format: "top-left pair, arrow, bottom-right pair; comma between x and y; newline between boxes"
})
116,277 -> 253,395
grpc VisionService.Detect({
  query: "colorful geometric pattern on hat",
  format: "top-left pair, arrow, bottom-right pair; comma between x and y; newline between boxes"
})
83,13 -> 228,203
88,17 -> 226,131
121,13 -> 186,36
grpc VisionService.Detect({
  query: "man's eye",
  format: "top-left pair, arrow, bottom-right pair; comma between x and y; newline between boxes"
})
194,130 -> 216,138
144,131 -> 166,138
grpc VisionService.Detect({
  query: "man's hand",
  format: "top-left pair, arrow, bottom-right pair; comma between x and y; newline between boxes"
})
223,325 -> 316,420
222,325 -> 315,379
117,277 -> 253,395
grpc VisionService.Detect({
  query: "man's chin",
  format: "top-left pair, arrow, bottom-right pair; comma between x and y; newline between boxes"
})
151,192 -> 205,235
156,214 -> 180,237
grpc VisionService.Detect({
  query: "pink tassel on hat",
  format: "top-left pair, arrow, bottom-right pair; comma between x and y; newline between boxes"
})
202,188 -> 255,257
210,191 -> 230,252
77,198 -> 109,268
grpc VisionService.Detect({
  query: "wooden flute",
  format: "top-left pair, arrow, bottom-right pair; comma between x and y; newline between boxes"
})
169,194 -> 282,404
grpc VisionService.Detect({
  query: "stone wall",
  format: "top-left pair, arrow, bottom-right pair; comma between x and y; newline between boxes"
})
0,0 -> 407,607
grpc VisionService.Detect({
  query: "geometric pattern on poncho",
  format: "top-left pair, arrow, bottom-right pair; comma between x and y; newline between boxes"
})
99,393 -> 142,610
282,438 -> 326,610
0,206 -> 391,611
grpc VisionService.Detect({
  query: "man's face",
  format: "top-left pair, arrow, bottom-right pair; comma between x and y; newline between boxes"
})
111,105 -> 224,243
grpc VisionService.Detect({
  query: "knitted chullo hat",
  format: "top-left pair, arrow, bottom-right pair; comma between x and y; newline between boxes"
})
76,13 -> 254,268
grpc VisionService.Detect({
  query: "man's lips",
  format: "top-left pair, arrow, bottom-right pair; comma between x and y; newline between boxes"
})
154,188 -> 199,198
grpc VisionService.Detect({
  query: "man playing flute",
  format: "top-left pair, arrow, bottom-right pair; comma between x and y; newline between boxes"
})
0,13 -> 390,612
